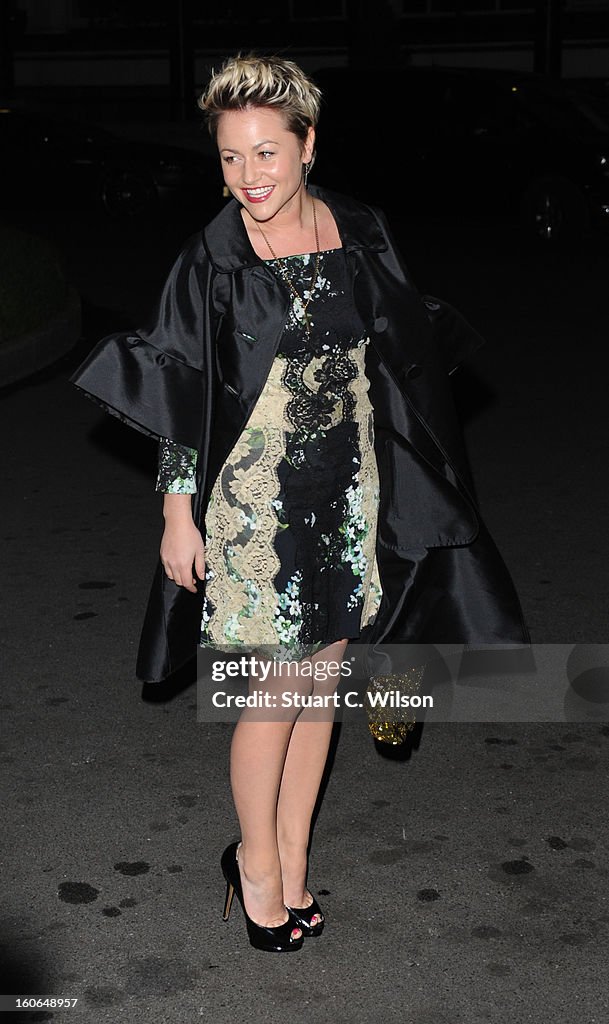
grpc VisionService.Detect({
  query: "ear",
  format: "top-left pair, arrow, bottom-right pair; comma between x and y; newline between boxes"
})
303,125 -> 316,165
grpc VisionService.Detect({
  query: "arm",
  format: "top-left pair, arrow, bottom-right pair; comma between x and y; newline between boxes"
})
156,439 -> 205,593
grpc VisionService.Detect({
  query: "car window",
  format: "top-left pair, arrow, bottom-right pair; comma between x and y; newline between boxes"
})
315,68 -> 451,141
313,67 -> 609,147
512,82 -> 609,139
0,109 -> 113,151
434,77 -> 530,138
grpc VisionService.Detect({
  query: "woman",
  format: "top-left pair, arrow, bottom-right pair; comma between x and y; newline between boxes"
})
72,53 -> 529,953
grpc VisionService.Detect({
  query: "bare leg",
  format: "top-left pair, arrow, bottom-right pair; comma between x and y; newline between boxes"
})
276,639 -> 349,916
229,657 -> 312,934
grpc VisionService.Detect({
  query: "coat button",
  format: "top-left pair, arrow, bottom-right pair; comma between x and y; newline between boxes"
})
373,316 -> 388,333
404,364 -> 423,379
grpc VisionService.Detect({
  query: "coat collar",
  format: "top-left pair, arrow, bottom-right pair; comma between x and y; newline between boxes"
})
203,184 -> 387,273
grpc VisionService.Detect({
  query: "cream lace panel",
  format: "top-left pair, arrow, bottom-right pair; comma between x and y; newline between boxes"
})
345,342 -> 383,627
202,357 -> 288,649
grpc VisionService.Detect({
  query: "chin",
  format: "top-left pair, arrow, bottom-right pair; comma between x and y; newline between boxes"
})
247,202 -> 279,220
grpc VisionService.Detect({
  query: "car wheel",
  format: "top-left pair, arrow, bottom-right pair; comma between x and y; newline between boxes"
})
99,166 -> 158,219
519,176 -> 590,243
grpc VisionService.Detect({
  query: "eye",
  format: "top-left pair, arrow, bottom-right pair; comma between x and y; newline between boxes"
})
222,154 -> 239,165
259,150 -> 274,160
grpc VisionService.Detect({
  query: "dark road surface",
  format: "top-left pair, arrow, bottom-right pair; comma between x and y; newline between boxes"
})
2,200 -> 609,1023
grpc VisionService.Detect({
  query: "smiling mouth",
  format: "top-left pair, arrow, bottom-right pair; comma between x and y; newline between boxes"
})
242,186 -> 274,202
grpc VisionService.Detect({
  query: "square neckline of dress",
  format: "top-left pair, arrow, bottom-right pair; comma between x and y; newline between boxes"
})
264,246 -> 344,261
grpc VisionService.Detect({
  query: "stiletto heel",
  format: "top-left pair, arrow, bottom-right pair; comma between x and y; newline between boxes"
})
222,878 -> 235,921
285,893 -> 325,937
220,842 -> 304,952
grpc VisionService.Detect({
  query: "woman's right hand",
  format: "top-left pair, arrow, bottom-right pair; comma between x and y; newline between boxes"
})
160,494 -> 205,593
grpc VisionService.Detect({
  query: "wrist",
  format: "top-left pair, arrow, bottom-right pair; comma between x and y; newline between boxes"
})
162,493 -> 194,523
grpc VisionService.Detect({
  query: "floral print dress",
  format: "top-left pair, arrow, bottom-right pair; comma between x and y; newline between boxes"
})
156,247 -> 383,660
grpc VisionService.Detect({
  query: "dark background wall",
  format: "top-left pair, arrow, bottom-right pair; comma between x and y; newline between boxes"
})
2,0 -> 609,127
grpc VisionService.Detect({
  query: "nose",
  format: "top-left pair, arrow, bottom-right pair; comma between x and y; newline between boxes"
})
242,158 -> 261,185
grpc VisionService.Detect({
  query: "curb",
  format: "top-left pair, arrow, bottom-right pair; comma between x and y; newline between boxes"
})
0,286 -> 82,388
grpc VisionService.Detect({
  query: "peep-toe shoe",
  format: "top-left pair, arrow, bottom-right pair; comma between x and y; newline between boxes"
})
221,842 -> 304,952
285,892 -> 325,937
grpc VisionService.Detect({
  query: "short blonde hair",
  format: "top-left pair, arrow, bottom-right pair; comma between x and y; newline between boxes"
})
198,52 -> 322,147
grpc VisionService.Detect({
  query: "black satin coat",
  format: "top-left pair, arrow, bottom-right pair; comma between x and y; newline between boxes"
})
71,185 -> 529,682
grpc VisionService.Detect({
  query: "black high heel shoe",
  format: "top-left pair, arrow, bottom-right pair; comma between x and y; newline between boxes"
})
285,892 -> 325,937
221,842 -> 304,952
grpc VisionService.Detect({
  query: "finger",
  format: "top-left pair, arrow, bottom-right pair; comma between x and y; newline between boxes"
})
163,562 -> 182,586
195,551 -> 206,580
162,562 -> 197,591
180,575 -> 197,593
176,564 -> 198,593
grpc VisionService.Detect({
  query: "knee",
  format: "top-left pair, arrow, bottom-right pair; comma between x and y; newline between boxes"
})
310,661 -> 344,696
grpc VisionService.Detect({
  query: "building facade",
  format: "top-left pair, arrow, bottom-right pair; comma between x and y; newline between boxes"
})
6,1 -> 609,123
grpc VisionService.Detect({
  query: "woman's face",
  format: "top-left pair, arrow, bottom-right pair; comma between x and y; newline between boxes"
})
216,106 -> 314,222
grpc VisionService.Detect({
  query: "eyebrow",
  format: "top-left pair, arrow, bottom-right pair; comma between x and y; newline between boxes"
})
220,139 -> 280,153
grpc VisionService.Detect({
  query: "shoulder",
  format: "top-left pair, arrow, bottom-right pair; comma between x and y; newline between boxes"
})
173,229 -> 208,269
312,184 -> 383,217
154,230 -> 214,305
201,199 -> 261,273
156,229 -> 209,283
309,184 -> 390,253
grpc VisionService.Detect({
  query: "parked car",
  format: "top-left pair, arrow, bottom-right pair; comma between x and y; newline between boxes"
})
311,65 -> 609,241
0,103 -> 224,221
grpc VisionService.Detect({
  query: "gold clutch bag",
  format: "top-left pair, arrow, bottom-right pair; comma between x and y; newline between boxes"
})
365,666 -> 425,745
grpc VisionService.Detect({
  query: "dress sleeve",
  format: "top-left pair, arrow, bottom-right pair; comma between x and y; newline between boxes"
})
156,438 -> 198,494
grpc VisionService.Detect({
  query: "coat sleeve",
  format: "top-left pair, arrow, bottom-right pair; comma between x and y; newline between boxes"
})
70,233 -> 210,450
420,295 -> 486,376
370,205 -> 486,376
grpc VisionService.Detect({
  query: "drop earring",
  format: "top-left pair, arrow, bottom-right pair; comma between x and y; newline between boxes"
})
303,161 -> 311,187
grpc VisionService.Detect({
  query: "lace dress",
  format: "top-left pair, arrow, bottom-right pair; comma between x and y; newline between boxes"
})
157,247 -> 383,660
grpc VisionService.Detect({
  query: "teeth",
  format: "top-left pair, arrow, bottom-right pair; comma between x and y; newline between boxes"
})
245,186 -> 273,196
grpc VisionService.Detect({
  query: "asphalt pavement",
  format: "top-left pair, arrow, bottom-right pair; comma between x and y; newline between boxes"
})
1,201 -> 609,1024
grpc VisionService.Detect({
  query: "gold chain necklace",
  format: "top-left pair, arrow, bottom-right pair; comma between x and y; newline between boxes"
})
257,199 -> 321,335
